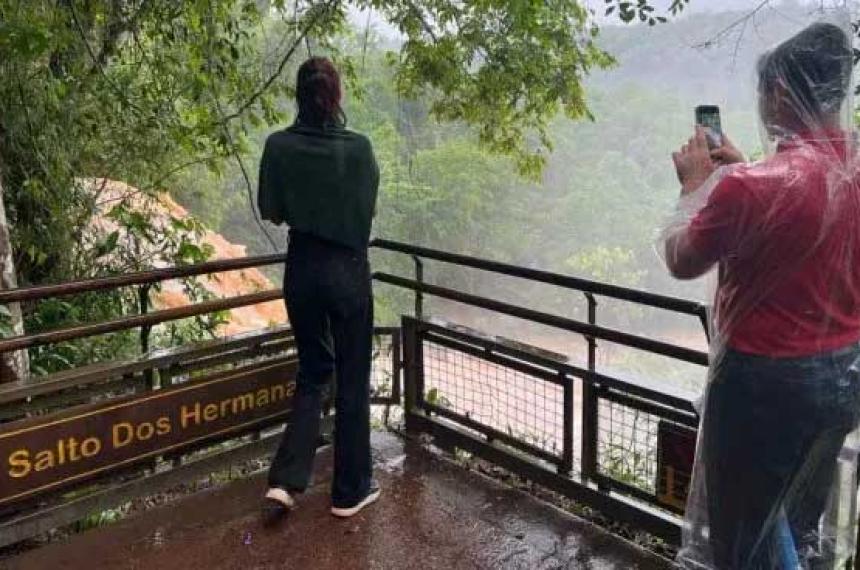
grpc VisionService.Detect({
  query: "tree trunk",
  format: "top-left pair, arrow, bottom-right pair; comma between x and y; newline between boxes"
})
0,172 -> 28,383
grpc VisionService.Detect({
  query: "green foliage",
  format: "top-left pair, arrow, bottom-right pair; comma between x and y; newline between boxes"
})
0,305 -> 15,339
0,0 -> 700,375
0,1 -> 285,372
603,0 -> 691,25
25,295 -> 136,376
187,22 -> 710,327
425,387 -> 451,408
374,0 -> 615,176
21,180 -> 224,375
154,310 -> 231,350
600,441 -> 652,490
566,246 -> 644,288
73,507 -> 125,532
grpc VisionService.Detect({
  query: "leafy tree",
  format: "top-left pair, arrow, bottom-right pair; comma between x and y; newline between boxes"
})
603,0 -> 691,25
0,0 -> 728,377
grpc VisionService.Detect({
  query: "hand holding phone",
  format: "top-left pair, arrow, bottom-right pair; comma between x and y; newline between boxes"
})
710,134 -> 745,165
672,127 -> 716,196
695,105 -> 723,150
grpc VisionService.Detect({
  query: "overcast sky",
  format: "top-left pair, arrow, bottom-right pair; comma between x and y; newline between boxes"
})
348,0 -> 857,39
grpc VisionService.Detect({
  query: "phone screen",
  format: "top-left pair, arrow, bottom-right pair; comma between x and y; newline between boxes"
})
695,105 -> 722,149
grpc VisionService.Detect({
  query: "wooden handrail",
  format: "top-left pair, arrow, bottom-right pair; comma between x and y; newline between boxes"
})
371,239 -> 705,317
0,253 -> 287,304
0,290 -> 284,354
0,325 -> 293,404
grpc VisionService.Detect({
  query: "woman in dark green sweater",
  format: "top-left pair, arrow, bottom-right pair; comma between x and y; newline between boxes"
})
258,57 -> 380,520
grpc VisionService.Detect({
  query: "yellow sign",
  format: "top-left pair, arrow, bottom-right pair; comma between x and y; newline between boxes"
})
656,420 -> 696,512
0,359 -> 297,506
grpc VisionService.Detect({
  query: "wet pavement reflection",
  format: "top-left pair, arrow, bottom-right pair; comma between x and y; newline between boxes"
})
3,432 -> 670,569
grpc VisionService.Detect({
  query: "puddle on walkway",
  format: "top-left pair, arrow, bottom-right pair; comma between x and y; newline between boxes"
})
379,454 -> 407,474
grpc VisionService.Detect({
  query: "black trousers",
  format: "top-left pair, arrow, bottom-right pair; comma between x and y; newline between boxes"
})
703,345 -> 860,569
267,232 -> 374,508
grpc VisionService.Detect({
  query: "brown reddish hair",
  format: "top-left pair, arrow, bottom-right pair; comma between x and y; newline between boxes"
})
295,57 -> 346,128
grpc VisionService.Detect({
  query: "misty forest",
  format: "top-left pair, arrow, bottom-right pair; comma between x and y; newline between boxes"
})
0,0 -> 852,395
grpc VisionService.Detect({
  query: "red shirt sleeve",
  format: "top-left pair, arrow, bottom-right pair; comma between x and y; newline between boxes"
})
685,174 -> 747,263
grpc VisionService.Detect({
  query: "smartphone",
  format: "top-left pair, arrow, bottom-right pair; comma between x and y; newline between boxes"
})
695,105 -> 723,150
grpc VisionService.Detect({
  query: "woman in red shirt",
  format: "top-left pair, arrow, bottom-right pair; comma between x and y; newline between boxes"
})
665,23 -> 860,569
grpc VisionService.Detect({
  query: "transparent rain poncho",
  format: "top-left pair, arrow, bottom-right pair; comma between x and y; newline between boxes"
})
661,16 -> 860,570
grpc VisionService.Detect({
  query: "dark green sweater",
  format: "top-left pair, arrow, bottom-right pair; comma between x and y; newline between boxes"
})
257,124 -> 379,251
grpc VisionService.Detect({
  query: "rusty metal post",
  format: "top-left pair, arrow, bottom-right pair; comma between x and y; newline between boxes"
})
391,329 -> 403,406
698,306 -> 711,345
138,284 -> 154,390
402,318 -> 425,434
581,293 -> 599,484
412,255 -> 424,320
561,372 -> 574,476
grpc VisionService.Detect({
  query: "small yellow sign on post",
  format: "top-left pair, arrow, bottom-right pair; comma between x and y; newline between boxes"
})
656,420 -> 696,513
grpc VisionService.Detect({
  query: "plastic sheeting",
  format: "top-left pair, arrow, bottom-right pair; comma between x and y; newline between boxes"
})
661,13 -> 860,570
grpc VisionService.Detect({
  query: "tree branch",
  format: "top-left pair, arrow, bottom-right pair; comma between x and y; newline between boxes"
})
141,155 -> 221,194
93,0 -> 152,71
693,0 -> 770,50
217,0 -> 340,125
406,1 -> 439,43
67,1 -> 146,114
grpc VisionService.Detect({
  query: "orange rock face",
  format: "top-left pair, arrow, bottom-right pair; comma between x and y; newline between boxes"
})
87,179 -> 288,335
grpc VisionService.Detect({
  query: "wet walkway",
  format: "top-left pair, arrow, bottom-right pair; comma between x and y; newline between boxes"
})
3,432 -> 671,570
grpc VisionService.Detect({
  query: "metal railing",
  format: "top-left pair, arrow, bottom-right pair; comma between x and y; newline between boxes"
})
0,252 -> 400,548
370,239 -> 708,543
1,238 -> 853,563
0,254 -> 288,355
0,238 -> 708,550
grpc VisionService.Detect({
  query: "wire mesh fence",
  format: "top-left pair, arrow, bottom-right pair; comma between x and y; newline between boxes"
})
404,320 -> 698,516
596,397 -> 661,494
421,338 -> 567,464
